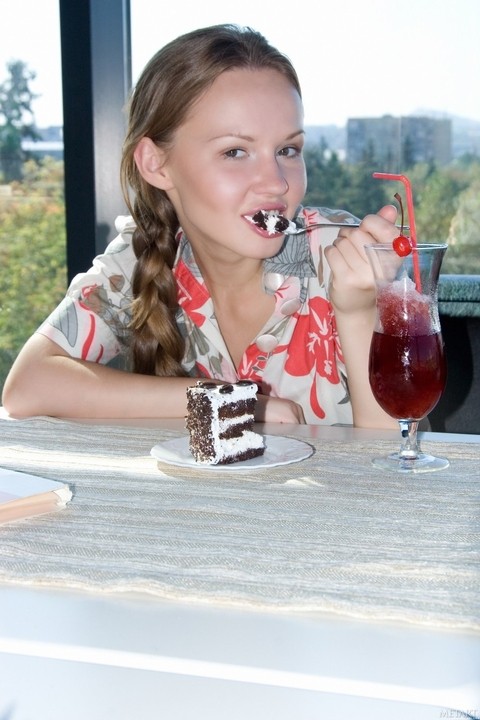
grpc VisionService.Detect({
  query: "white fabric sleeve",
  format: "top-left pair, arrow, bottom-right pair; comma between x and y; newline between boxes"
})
37,216 -> 138,365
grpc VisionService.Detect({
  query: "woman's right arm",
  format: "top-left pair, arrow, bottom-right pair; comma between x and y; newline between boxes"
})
3,334 -> 306,423
2,333 -> 196,419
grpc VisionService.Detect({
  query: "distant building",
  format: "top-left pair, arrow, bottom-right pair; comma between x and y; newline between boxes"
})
346,115 -> 452,169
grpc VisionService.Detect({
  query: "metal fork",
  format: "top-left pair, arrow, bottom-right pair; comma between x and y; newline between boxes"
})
286,222 -> 408,235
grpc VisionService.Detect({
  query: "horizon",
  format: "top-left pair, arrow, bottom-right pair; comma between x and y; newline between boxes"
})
34,110 -> 480,133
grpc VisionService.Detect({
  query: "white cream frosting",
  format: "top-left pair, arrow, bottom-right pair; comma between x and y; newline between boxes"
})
246,211 -> 296,235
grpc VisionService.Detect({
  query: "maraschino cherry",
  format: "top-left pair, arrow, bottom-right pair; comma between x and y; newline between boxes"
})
393,234 -> 412,257
392,192 -> 412,257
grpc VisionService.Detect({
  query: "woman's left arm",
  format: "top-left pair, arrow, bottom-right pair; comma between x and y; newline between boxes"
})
324,205 -> 399,429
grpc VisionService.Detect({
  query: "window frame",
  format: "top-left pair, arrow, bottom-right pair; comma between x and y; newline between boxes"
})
59,0 -> 131,282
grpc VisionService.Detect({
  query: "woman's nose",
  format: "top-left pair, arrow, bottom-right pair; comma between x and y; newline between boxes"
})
253,160 -> 289,195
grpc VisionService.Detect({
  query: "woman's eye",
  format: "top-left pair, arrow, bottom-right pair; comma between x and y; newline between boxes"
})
278,145 -> 302,158
224,148 -> 247,159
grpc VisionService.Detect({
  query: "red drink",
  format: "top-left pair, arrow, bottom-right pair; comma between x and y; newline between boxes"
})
369,331 -> 446,420
365,240 -> 449,473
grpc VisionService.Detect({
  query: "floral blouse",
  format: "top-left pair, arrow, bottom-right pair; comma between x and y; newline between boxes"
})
38,206 -> 360,425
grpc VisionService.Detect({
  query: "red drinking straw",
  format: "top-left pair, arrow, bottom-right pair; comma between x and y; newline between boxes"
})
372,172 -> 422,292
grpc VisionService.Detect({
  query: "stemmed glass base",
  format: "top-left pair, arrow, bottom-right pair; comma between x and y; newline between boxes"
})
372,421 -> 449,474
372,451 -> 449,474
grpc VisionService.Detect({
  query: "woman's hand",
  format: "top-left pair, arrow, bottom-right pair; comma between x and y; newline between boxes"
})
323,204 -> 400,429
255,394 -> 305,424
324,204 -> 398,315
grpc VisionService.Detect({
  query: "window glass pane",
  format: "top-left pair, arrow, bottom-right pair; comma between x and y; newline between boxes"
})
131,0 -> 480,274
0,0 -> 66,395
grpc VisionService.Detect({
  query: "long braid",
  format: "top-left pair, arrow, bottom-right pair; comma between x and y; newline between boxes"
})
130,191 -> 185,376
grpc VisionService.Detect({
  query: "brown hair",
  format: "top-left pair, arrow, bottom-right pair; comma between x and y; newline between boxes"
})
120,24 -> 302,376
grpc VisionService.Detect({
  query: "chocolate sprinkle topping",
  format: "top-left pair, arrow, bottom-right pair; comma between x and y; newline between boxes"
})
252,210 -> 267,230
274,215 -> 290,232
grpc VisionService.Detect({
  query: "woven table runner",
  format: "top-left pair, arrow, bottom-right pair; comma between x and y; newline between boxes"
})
0,417 -> 479,630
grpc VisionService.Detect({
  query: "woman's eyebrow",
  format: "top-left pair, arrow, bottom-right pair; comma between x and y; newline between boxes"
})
209,129 -> 305,142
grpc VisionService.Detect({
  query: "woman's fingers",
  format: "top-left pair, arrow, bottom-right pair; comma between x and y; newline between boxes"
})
324,204 -> 401,314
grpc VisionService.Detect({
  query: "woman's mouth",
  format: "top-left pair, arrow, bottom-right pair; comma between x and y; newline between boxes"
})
245,210 -> 296,235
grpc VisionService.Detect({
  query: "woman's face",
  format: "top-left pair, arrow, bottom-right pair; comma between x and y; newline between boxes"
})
160,67 -> 306,262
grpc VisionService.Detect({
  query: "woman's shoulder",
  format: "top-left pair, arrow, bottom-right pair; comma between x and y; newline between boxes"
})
66,215 -> 138,296
93,215 -> 137,267
103,215 -> 137,255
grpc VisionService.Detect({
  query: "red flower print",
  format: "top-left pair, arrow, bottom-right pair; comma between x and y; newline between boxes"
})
195,362 -> 210,377
79,284 -> 106,314
273,296 -> 342,419
283,297 -> 340,383
302,208 -> 319,229
80,313 -> 104,362
175,260 -> 209,327
238,347 -> 266,386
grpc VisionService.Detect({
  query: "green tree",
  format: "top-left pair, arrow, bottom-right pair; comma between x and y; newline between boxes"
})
0,158 -> 67,390
0,60 -> 40,182
303,146 -> 479,272
401,134 -> 416,169
444,165 -> 480,273
304,141 -> 389,219
342,144 -> 389,219
415,169 -> 465,244
304,144 -> 351,209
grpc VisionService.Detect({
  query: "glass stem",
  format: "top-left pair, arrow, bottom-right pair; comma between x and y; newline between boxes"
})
398,420 -> 420,459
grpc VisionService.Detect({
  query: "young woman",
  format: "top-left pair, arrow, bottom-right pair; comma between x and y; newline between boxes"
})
2,24 -> 398,427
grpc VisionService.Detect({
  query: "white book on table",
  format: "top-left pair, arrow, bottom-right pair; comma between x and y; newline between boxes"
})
0,467 -> 72,524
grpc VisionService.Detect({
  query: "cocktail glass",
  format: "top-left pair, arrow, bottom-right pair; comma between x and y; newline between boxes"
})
365,243 -> 448,473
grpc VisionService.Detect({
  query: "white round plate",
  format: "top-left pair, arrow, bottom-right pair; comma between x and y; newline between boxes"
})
150,435 -> 313,471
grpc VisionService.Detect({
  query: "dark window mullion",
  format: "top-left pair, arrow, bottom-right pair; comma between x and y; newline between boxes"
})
59,0 -> 131,281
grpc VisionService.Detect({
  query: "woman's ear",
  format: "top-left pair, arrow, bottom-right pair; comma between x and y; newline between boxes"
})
133,137 -> 174,190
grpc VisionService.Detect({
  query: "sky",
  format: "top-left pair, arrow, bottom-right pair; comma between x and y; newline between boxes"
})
1,0 -> 480,129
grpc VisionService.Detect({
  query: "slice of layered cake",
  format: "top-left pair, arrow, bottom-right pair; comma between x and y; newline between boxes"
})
186,380 -> 265,465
